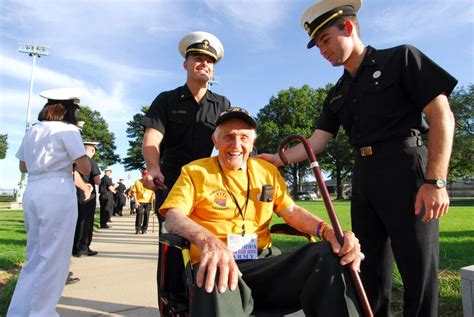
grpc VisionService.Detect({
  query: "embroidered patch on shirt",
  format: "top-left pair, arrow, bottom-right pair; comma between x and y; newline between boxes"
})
211,188 -> 229,209
330,94 -> 342,104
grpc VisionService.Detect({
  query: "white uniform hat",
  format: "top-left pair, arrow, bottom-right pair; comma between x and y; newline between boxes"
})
178,31 -> 224,63
301,0 -> 361,49
39,88 -> 83,107
83,141 -> 99,149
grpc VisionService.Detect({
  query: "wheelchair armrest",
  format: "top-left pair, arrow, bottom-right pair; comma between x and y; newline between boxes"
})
270,223 -> 313,241
159,233 -> 190,249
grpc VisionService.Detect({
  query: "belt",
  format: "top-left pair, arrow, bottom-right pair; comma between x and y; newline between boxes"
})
28,170 -> 73,181
355,136 -> 423,157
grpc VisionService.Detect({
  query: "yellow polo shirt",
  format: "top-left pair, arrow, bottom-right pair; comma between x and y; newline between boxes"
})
130,179 -> 154,203
160,156 -> 294,263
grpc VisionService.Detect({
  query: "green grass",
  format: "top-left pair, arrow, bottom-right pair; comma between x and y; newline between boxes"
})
0,195 -> 14,203
0,210 -> 26,269
271,199 -> 473,316
0,209 -> 98,314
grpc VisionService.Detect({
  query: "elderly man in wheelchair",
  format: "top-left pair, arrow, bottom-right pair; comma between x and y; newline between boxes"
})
158,107 -> 364,316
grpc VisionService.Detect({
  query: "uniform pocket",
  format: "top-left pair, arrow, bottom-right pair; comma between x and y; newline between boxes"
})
253,200 -> 274,225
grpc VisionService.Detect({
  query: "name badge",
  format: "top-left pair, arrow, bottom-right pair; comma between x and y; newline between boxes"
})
227,234 -> 258,260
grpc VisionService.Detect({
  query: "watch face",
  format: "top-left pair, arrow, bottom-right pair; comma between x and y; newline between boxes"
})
436,179 -> 446,188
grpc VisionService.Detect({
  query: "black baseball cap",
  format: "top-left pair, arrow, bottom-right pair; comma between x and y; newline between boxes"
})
215,107 -> 256,128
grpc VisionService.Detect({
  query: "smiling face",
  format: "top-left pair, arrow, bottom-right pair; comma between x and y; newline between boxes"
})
184,53 -> 215,83
212,119 -> 256,170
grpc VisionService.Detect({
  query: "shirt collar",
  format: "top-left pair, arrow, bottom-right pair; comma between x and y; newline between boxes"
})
360,46 -> 377,67
216,156 -> 247,171
179,84 -> 218,103
341,46 -> 378,79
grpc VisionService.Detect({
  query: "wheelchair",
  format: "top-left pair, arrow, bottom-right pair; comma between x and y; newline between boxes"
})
157,223 -> 314,317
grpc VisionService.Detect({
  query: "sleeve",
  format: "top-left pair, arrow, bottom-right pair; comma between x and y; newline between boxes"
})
271,166 -> 296,215
130,182 -> 137,194
315,90 -> 341,136
15,136 -> 25,161
62,126 -> 87,161
221,95 -> 231,111
401,45 -> 458,111
159,166 -> 196,216
141,91 -> 169,133
90,159 -> 101,177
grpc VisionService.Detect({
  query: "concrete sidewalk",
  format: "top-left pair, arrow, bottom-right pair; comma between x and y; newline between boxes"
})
58,212 -> 160,316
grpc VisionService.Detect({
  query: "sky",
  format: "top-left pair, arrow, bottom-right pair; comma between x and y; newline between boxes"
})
1,0 -> 473,190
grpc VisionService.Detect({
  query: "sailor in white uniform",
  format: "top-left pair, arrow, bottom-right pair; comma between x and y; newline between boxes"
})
8,88 -> 91,317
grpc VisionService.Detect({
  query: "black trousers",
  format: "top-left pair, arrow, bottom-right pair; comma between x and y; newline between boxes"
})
351,145 -> 438,317
135,203 -> 151,231
113,194 -> 125,216
73,198 -> 96,254
190,243 -> 363,317
99,193 -> 114,227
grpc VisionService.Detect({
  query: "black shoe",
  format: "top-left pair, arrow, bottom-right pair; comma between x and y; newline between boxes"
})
87,249 -> 98,256
72,252 -> 83,258
66,276 -> 80,285
135,230 -> 139,234
141,230 -> 147,234
100,225 -> 109,229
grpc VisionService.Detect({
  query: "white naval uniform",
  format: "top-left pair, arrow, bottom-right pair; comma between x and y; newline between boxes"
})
8,121 -> 86,317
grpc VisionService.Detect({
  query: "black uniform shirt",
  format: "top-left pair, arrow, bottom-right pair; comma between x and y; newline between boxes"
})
116,181 -> 126,194
75,158 -> 101,203
141,84 -> 230,182
99,175 -> 113,196
317,45 -> 458,147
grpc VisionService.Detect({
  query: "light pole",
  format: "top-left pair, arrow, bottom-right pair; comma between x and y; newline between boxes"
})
18,42 -> 49,131
208,75 -> 220,88
16,42 -> 49,203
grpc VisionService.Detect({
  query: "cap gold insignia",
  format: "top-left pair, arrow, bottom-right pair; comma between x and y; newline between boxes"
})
202,39 -> 210,49
304,22 -> 311,34
373,71 -> 381,79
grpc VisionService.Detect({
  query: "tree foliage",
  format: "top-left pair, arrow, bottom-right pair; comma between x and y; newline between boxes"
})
0,134 -> 7,159
318,132 -> 354,199
77,106 -> 120,169
255,85 -> 326,195
123,106 -> 149,171
448,84 -> 474,179
256,84 -> 355,199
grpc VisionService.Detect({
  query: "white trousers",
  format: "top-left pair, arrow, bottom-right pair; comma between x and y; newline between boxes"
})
7,176 -> 78,317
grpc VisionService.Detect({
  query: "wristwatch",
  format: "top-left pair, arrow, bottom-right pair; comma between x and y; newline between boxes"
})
424,179 -> 446,189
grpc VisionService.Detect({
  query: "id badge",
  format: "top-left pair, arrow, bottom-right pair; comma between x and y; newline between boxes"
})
227,234 -> 258,260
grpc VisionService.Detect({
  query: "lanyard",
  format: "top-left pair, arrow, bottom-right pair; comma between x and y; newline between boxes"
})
217,158 -> 250,236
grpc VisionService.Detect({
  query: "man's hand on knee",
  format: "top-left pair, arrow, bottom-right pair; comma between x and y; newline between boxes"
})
196,237 -> 242,293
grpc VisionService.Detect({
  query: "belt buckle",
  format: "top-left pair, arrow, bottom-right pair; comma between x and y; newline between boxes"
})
360,146 -> 373,157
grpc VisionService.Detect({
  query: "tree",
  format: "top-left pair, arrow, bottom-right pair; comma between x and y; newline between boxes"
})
256,85 -> 326,195
123,106 -> 149,171
448,84 -> 474,179
0,134 -> 7,159
318,132 -> 354,199
77,106 -> 120,169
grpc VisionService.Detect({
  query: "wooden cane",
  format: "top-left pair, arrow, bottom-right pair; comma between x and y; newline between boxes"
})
278,134 -> 373,317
